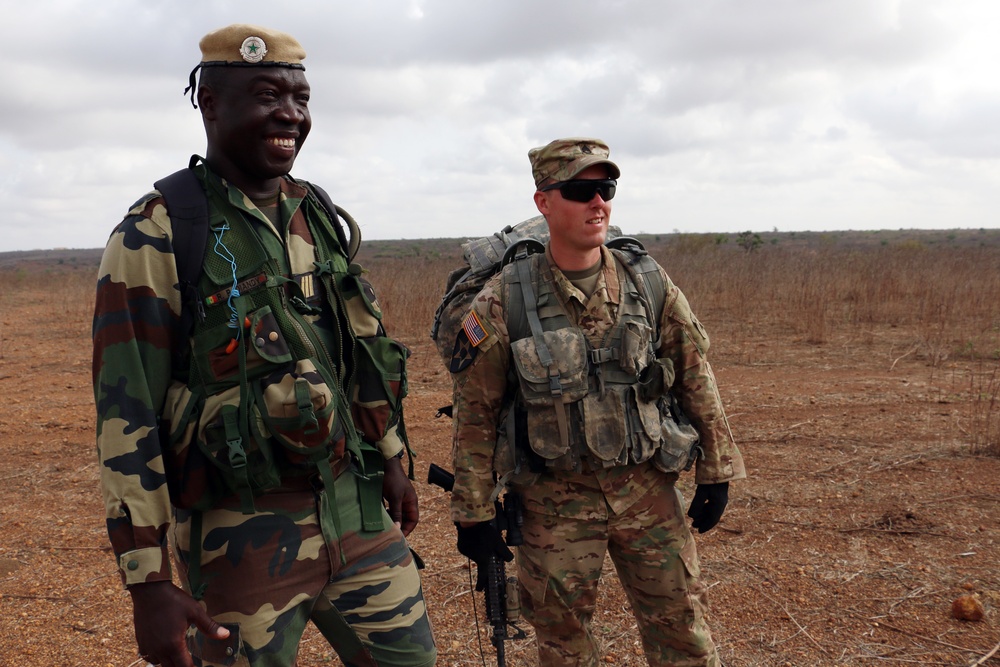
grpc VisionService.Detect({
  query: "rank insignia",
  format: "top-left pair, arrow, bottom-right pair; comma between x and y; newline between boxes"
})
297,273 -> 315,300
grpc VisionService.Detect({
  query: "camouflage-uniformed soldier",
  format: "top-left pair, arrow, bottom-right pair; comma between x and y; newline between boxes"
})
93,24 -> 436,667
449,138 -> 746,666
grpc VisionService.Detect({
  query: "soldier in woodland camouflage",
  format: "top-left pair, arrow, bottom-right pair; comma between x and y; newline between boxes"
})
93,24 -> 436,667
448,138 -> 746,666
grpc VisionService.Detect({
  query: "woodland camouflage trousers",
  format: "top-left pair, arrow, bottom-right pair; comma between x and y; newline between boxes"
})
170,468 -> 437,667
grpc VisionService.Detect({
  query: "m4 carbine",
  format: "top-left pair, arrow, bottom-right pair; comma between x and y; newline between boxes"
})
427,463 -> 526,667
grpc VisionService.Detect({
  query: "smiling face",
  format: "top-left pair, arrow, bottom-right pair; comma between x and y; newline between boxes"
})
198,66 -> 312,197
534,164 -> 613,271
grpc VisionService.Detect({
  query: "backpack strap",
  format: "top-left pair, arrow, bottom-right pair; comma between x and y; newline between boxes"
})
508,248 -> 572,451
153,160 -> 210,376
608,242 -> 666,340
306,182 -> 361,262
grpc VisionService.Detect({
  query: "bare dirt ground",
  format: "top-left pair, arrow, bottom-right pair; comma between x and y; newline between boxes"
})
1,261 -> 998,667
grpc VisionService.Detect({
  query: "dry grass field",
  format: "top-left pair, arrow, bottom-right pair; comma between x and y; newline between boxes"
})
1,228 -> 999,666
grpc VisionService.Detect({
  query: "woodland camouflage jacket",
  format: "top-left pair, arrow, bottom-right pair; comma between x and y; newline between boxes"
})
450,245 -> 747,524
93,163 -> 407,586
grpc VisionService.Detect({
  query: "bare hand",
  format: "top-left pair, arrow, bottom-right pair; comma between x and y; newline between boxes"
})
382,456 -> 419,536
130,580 -> 229,667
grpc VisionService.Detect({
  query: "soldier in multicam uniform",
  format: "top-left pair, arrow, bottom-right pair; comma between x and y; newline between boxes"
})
448,138 -> 746,666
93,24 -> 436,667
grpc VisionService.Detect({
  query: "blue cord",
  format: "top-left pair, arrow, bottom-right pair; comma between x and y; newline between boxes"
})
212,224 -> 241,331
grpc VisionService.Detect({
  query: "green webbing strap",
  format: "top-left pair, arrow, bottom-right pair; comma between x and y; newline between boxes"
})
221,405 -> 254,515
233,298 -> 256,515
352,442 -> 388,533
294,379 -> 320,433
316,457 -> 346,565
514,252 -> 570,451
188,509 -> 207,600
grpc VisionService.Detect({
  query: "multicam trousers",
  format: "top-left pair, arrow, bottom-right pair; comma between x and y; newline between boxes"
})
516,470 -> 719,667
171,468 -> 437,667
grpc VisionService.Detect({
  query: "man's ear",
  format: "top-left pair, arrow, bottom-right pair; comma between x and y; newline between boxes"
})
533,190 -> 550,216
197,86 -> 217,120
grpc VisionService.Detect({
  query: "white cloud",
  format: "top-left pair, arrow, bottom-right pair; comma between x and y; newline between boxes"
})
0,0 -> 998,252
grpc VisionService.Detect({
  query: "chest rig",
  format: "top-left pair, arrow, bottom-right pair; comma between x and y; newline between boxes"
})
166,170 -> 387,556
502,246 -> 671,471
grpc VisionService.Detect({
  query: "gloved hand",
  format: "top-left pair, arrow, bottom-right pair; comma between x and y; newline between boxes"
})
456,521 -> 513,591
686,482 -> 729,533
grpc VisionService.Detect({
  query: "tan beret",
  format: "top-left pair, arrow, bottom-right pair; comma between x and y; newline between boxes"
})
198,24 -> 306,68
528,137 -> 620,188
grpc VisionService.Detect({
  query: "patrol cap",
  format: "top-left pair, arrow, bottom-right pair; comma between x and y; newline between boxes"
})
198,24 -> 306,68
528,137 -> 621,188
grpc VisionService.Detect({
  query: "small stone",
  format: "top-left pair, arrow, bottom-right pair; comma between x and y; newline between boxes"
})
951,595 -> 985,621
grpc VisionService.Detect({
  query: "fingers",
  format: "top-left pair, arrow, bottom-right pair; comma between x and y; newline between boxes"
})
191,608 -> 231,640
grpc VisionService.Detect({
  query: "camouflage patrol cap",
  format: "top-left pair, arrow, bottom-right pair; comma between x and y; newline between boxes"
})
528,137 -> 621,188
198,24 -> 306,68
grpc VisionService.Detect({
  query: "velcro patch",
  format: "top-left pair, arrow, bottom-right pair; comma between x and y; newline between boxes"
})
449,329 -> 478,374
462,311 -> 489,347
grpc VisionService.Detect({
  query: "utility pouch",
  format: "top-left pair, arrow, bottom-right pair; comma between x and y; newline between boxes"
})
638,357 -> 676,403
252,359 -> 342,464
169,384 -> 280,510
653,393 -> 701,474
581,391 -> 628,463
511,328 -> 589,459
619,320 -> 654,378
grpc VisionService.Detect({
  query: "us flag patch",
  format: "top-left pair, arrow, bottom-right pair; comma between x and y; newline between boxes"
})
462,311 -> 489,347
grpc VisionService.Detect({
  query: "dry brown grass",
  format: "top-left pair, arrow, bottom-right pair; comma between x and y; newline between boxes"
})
359,230 -> 1000,456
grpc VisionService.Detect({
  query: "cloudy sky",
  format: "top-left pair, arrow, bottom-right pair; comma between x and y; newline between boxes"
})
1,0 -> 998,252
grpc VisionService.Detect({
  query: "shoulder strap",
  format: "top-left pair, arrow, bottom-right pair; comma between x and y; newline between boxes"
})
609,245 -> 666,339
154,163 -> 210,376
306,182 -> 361,262
154,164 -> 210,292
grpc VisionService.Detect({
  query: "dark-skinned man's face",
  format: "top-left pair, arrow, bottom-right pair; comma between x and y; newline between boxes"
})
199,67 -> 311,195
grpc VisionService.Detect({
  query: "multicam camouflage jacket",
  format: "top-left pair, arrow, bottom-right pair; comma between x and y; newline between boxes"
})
93,162 -> 408,586
450,245 -> 747,524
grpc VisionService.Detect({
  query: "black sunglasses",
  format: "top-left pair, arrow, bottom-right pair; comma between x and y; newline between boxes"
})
539,178 -> 617,202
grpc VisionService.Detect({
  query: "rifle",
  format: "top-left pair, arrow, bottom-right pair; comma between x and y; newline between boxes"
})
427,463 -> 527,667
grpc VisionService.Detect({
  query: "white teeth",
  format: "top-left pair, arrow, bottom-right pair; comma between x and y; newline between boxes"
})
269,138 -> 295,148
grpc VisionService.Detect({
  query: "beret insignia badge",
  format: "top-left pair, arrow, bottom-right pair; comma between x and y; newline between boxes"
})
240,36 -> 267,63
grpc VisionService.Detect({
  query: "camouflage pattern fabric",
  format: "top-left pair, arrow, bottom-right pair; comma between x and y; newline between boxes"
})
450,244 -> 745,664
175,469 -> 435,666
517,466 -> 718,667
93,162 -> 434,665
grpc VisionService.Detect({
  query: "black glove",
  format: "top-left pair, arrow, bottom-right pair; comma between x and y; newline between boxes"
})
686,482 -> 729,533
456,521 -> 514,591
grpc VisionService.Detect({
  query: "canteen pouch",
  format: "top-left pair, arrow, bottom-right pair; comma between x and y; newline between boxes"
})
653,393 -> 701,473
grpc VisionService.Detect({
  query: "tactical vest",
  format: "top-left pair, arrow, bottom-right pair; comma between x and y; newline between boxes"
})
497,246 -> 700,477
160,168 -> 395,545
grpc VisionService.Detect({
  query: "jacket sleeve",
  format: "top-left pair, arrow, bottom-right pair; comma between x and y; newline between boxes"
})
92,194 -> 180,586
341,269 -> 411,459
449,277 -> 510,523
658,273 -> 747,485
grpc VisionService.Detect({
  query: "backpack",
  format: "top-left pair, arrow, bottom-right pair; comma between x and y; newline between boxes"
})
153,160 -> 360,373
430,218 -> 702,475
429,215 -> 658,368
